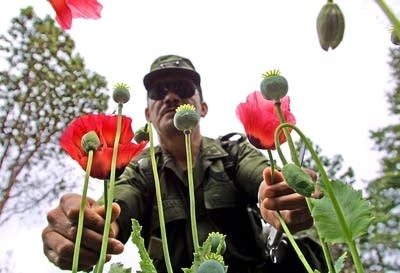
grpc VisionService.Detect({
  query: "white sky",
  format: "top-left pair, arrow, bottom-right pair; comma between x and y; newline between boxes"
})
0,0 -> 398,272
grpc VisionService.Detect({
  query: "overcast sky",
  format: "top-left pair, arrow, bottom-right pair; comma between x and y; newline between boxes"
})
0,1 -> 398,272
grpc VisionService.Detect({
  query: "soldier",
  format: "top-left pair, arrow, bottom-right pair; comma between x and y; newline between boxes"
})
42,54 -> 326,273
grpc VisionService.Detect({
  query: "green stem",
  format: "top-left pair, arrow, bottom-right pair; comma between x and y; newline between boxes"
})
375,0 -> 400,38
95,103 -> 123,273
71,150 -> 93,273
274,101 -> 300,166
267,150 -> 275,182
305,197 -> 336,273
348,240 -> 364,272
276,212 -> 314,273
184,130 -> 200,253
276,123 -> 365,273
148,123 -> 174,273
103,180 -> 108,211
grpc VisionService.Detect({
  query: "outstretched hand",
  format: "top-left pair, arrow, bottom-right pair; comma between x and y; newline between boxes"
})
42,193 -> 124,271
258,167 -> 316,233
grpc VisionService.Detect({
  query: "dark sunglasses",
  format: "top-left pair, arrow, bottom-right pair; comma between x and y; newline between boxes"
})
148,80 -> 196,100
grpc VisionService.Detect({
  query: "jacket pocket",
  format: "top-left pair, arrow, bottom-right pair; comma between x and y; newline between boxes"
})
204,169 -> 239,209
151,198 -> 187,230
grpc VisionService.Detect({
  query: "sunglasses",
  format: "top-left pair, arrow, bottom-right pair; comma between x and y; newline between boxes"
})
148,80 -> 196,100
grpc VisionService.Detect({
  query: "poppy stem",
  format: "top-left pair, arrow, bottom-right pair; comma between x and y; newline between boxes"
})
72,150 -> 93,273
274,101 -> 300,166
276,212 -> 315,273
94,103 -> 123,273
375,0 -> 400,38
147,122 -> 174,273
184,129 -> 200,253
103,180 -> 108,212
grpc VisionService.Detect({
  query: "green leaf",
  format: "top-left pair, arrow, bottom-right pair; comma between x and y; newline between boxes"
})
334,251 -> 347,273
311,180 -> 373,243
130,219 -> 157,273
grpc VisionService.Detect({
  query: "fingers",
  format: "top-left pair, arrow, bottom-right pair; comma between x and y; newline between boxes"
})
260,192 -> 307,211
93,203 -> 121,237
260,208 -> 314,233
262,167 -> 285,186
259,167 -> 315,233
42,193 -> 124,271
42,227 -> 101,271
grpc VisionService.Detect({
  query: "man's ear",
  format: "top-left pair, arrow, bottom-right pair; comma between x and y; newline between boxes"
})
199,101 -> 208,117
145,107 -> 151,121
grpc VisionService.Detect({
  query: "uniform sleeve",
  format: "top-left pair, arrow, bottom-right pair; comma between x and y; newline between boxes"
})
112,159 -> 153,243
234,140 -> 269,202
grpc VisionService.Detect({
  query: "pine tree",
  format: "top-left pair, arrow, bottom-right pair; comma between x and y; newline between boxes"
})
0,7 -> 109,224
362,46 -> 400,272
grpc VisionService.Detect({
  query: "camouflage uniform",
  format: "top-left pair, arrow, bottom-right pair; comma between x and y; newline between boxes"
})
113,134 -> 326,273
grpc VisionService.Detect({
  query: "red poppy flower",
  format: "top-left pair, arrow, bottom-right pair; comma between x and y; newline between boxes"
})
48,0 -> 103,30
60,114 -> 147,179
236,91 -> 296,150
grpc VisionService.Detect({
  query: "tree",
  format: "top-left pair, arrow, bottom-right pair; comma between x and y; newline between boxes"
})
362,46 -> 400,272
0,7 -> 109,224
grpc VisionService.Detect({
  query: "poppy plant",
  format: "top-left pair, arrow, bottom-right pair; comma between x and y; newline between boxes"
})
236,91 -> 296,150
60,114 -> 147,179
48,0 -> 103,30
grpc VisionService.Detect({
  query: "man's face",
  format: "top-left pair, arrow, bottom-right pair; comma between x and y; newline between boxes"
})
145,75 -> 208,136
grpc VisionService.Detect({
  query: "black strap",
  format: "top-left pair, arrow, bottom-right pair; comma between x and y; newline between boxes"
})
217,132 -> 246,181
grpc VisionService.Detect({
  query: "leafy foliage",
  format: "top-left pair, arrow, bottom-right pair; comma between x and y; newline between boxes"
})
361,46 -> 400,272
311,180 -> 372,243
0,6 -> 109,224
131,219 -> 157,273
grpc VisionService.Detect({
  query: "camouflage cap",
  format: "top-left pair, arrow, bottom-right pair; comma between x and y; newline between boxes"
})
143,54 -> 201,91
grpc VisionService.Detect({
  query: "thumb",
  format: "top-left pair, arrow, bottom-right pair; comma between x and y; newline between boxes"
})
262,167 -> 284,186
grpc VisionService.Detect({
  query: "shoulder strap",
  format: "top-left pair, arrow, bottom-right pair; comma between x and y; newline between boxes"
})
217,132 -> 247,180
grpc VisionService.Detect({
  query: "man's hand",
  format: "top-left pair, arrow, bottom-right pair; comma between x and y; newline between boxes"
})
41,193 -> 124,271
258,167 -> 316,233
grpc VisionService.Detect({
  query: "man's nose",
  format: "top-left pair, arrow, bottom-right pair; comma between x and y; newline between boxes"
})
163,90 -> 180,101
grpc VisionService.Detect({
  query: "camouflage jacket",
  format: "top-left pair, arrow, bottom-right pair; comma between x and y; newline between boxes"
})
113,134 -> 326,273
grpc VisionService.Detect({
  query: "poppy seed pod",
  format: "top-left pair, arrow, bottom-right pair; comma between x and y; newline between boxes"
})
81,130 -> 100,153
260,70 -> 288,101
197,259 -> 225,273
134,126 -> 149,143
173,104 -> 200,132
316,2 -> 345,51
282,163 -> 315,197
113,83 -> 130,104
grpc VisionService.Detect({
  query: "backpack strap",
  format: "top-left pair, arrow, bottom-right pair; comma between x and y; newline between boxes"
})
217,132 -> 247,181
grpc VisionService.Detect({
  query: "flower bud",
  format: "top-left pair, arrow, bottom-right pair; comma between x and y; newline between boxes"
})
173,104 -> 200,132
113,83 -> 130,104
316,2 -> 345,51
260,70 -> 288,101
282,163 -> 315,197
197,259 -> 225,273
203,232 -> 226,255
81,130 -> 100,153
391,30 -> 400,45
134,125 -> 149,143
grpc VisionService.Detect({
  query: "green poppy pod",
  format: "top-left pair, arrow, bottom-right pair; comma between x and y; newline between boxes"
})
282,163 -> 315,197
113,83 -> 130,104
260,70 -> 288,101
197,259 -> 226,273
81,130 -> 100,153
173,104 -> 200,131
